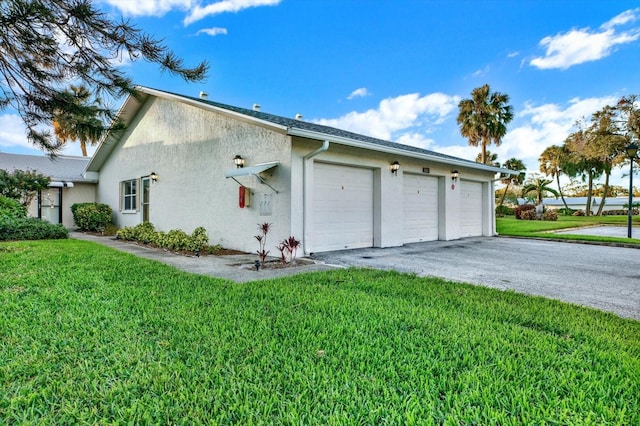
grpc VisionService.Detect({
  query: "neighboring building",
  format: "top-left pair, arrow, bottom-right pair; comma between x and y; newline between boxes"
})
0,153 -> 96,228
85,86 -> 518,254
540,197 -> 640,214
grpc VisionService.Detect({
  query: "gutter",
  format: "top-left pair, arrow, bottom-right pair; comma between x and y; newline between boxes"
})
288,127 -> 513,175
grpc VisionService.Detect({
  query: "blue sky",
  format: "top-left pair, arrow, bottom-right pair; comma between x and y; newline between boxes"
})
2,0 -> 639,186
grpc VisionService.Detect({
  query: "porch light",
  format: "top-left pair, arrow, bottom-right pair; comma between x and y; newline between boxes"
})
150,171 -> 158,182
234,155 -> 245,168
390,161 -> 400,175
451,170 -> 459,182
626,141 -> 638,238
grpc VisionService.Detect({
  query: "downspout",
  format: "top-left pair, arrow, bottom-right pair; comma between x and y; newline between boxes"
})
303,140 -> 330,255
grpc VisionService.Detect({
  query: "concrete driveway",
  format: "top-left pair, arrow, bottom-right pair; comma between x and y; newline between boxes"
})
312,237 -> 640,321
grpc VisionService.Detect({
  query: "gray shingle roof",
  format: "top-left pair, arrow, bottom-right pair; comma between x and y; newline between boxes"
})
160,89 -> 502,172
0,153 -> 93,182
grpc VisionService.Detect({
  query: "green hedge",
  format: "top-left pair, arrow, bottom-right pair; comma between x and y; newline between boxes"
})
0,217 -> 68,241
0,195 -> 66,240
0,195 -> 27,220
71,203 -> 113,231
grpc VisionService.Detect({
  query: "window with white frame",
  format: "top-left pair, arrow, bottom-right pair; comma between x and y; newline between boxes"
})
122,179 -> 137,212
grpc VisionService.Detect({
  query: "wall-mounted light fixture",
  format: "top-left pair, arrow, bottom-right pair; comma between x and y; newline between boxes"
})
451,170 -> 459,182
150,171 -> 158,182
234,155 -> 245,168
390,161 -> 400,175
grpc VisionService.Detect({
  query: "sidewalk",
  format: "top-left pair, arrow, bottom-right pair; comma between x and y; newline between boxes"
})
554,225 -> 635,238
70,232 -> 335,283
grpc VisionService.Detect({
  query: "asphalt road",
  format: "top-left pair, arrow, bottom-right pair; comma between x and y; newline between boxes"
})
312,237 -> 640,321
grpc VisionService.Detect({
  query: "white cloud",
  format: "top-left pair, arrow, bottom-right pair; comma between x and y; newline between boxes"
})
602,8 -> 640,30
195,27 -> 228,36
471,65 -> 490,77
314,92 -> 460,141
0,113 -> 98,157
493,96 -> 616,176
507,51 -> 519,58
347,88 -> 370,100
102,0 -> 280,25
394,133 -> 435,150
0,114 -> 29,149
184,0 -> 281,25
530,9 -> 640,70
102,0 -> 193,16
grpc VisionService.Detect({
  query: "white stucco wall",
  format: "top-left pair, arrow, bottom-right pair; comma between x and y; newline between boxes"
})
291,137 -> 497,252
62,183 -> 97,228
96,97 -> 293,253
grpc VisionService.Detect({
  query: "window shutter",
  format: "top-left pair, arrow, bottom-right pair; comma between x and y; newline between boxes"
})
118,181 -> 122,212
136,178 -> 141,212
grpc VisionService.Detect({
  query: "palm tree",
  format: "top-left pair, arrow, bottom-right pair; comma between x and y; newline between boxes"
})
539,145 -> 571,213
457,84 -> 514,165
522,176 -> 559,206
499,158 -> 526,207
53,85 -> 106,156
475,150 -> 500,166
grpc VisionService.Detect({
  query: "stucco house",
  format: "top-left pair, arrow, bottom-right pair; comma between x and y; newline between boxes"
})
85,86 -> 516,254
0,153 -> 96,228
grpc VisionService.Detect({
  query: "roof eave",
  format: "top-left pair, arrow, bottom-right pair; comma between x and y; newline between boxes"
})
287,127 -> 514,175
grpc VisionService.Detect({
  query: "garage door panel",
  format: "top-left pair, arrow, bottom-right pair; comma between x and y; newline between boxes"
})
313,163 -> 373,252
460,180 -> 483,237
403,174 -> 439,243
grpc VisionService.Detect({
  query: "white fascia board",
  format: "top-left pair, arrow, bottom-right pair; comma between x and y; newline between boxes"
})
85,91 -> 146,172
287,127 -> 515,175
138,87 -> 288,133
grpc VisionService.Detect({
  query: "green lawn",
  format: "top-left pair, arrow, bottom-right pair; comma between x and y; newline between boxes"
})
1,240 -> 639,424
497,215 -> 640,245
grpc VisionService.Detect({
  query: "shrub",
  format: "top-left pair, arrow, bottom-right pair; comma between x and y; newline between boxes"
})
514,204 -> 536,219
495,205 -> 514,217
520,209 -> 538,220
163,229 -> 191,251
116,223 -> 210,253
557,208 -> 576,215
191,227 -> 210,251
71,203 -> 113,231
0,217 -> 68,240
572,210 -> 585,217
0,195 -> 27,220
542,209 -> 558,221
116,222 -> 155,242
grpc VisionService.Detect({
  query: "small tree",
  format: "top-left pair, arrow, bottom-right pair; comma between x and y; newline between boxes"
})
0,169 -> 50,207
499,158 -> 526,207
522,176 -> 559,206
539,145 -> 571,214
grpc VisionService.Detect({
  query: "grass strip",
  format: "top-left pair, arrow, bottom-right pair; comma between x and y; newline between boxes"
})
1,240 -> 639,424
497,216 -> 640,245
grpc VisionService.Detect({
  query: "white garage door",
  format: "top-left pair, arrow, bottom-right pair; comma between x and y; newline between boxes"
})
312,163 -> 374,252
460,180 -> 483,237
403,174 -> 439,243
